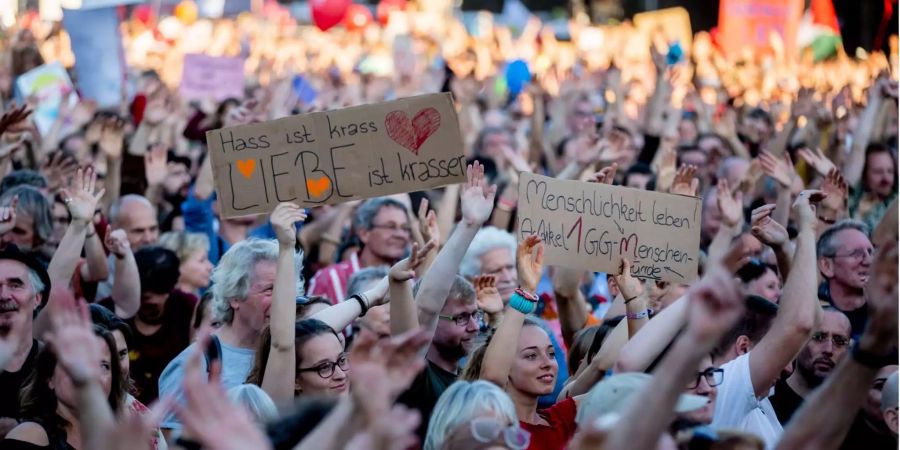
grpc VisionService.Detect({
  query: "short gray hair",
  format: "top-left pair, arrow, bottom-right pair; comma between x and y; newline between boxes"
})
227,384 -> 278,424
158,231 -> 211,263
352,198 -> 408,231
460,227 -> 517,278
109,194 -> 156,227
881,371 -> 899,411
211,238 -> 304,324
816,219 -> 870,258
424,380 -> 517,450
347,266 -> 388,297
0,185 -> 52,247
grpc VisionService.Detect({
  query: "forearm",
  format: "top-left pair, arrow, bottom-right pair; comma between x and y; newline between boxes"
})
311,297 -> 364,333
262,246 -> 298,404
111,253 -> 140,319
642,74 -> 668,136
606,334 -> 707,450
774,228 -> 820,334
555,288 -> 589,349
435,185 -> 459,246
81,226 -> 109,282
773,188 -> 792,229
415,221 -> 479,333
773,242 -> 794,281
845,97 -> 883,187
767,118 -> 797,156
480,306 -> 526,387
145,183 -> 164,208
294,397 -> 361,450
556,161 -> 586,181
624,293 -> 650,338
528,94 -> 546,166
194,156 -> 215,201
47,220 -> 89,284
103,157 -> 122,215
707,223 -> 741,267
614,294 -> 688,373
389,279 -> 418,335
75,381 -> 115,450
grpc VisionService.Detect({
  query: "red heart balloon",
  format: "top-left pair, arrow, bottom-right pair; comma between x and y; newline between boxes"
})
310,0 -> 351,32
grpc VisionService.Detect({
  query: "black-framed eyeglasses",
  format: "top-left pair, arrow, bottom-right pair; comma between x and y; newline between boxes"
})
370,223 -> 412,234
810,332 -> 850,348
297,353 -> 349,379
438,310 -> 484,326
688,368 -> 724,389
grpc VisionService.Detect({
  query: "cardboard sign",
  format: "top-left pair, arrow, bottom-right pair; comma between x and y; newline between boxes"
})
206,93 -> 466,218
14,63 -> 78,135
718,0 -> 804,56
179,54 -> 245,102
62,7 -> 126,108
633,7 -> 692,50
517,173 -> 701,283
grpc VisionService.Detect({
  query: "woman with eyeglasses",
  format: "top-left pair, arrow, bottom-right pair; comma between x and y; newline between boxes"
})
466,236 -> 579,450
424,380 -> 522,450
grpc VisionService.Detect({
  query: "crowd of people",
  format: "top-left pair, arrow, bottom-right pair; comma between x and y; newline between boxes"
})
0,3 -> 898,450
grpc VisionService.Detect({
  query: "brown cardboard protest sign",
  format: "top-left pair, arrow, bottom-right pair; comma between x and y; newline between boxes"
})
517,173 -> 701,283
206,93 -> 466,218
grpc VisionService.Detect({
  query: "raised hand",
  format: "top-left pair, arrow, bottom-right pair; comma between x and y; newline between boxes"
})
685,267 -> 744,344
588,162 -> 618,184
179,334 -> 273,450
0,195 -> 18,237
460,161 -> 498,226
736,159 -> 763,195
45,295 -> 101,386
862,241 -> 898,348
143,144 -> 168,187
759,150 -> 799,192
40,152 -> 78,194
614,257 -> 643,299
270,202 -> 307,248
101,396 -> 175,450
653,145 -> 677,191
474,274 -> 504,315
516,235 -> 544,293
716,178 -> 744,228
0,104 -> 32,136
349,328 -> 429,417
670,164 -> 699,197
792,190 -> 827,231
750,204 -> 788,247
820,168 -> 848,214
98,117 -> 126,159
104,229 -> 131,258
61,166 -> 105,224
389,240 -> 435,283
797,146 -> 836,177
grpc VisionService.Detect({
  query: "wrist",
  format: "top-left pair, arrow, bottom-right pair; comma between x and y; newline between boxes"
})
509,288 -> 538,315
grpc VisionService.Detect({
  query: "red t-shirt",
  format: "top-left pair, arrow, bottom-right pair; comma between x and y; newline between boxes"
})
520,397 -> 578,450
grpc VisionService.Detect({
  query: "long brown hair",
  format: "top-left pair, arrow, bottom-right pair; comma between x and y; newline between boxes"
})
19,326 -> 127,444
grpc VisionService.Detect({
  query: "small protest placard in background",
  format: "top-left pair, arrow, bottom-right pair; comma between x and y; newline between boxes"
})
633,7 -> 693,49
206,93 -> 466,218
179,54 -> 245,102
62,6 -> 125,108
718,0 -> 804,56
14,62 -> 77,135
517,173 -> 701,283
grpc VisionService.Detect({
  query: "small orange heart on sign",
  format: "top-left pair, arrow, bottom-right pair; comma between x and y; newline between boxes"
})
236,159 -> 256,179
307,176 -> 331,198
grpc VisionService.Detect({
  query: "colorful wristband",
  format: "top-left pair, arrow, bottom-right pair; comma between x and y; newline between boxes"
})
509,289 -> 537,315
626,309 -> 650,320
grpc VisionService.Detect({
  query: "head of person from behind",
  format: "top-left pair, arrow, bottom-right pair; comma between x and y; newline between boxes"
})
712,296 -> 783,376
354,198 -> 411,265
134,246 -> 180,326
425,380 -> 519,450
881,371 -> 899,435
425,276 -> 479,367
0,185 -> 52,252
110,194 -> 160,251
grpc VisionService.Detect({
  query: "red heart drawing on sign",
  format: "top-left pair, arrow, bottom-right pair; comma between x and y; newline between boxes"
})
384,107 -> 441,154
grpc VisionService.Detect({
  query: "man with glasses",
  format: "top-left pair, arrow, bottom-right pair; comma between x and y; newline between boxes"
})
817,219 -> 874,339
308,197 -> 410,303
771,307 -> 852,423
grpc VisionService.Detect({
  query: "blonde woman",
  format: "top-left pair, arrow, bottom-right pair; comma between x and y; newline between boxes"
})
159,231 -> 214,297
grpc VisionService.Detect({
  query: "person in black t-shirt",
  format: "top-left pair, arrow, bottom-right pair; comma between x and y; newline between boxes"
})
0,245 -> 51,436
771,307 -> 852,423
816,220 -> 874,339
840,365 -> 899,450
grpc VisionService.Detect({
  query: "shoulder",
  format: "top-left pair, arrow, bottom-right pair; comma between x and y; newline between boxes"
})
159,343 -> 200,384
547,397 -> 578,422
5,422 -> 49,446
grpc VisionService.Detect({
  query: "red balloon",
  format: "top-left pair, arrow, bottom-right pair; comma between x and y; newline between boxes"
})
132,5 -> 154,25
311,0 -> 350,32
344,4 -> 372,31
376,0 -> 405,26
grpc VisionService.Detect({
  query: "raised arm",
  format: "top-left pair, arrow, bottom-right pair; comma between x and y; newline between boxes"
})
106,229 -> 140,319
613,292 -> 688,373
414,162 -> 496,342
47,167 -> 104,284
750,204 -> 793,279
260,203 -> 307,404
844,77 -> 888,187
311,277 -> 388,332
777,241 -> 897,450
603,268 -> 745,450
748,191 -> 824,398
389,240 -> 435,335
552,267 -> 590,348
614,258 -> 650,338
79,222 -> 110,283
480,236 -> 543,387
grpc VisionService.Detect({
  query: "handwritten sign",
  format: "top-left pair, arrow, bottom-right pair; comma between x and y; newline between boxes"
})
180,54 -> 245,102
14,63 -> 77,135
718,0 -> 804,56
62,6 -> 125,108
517,173 -> 701,283
206,93 -> 466,218
633,7 -> 693,50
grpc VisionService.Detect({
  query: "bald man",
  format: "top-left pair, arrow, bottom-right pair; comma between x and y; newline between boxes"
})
96,194 -> 158,304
